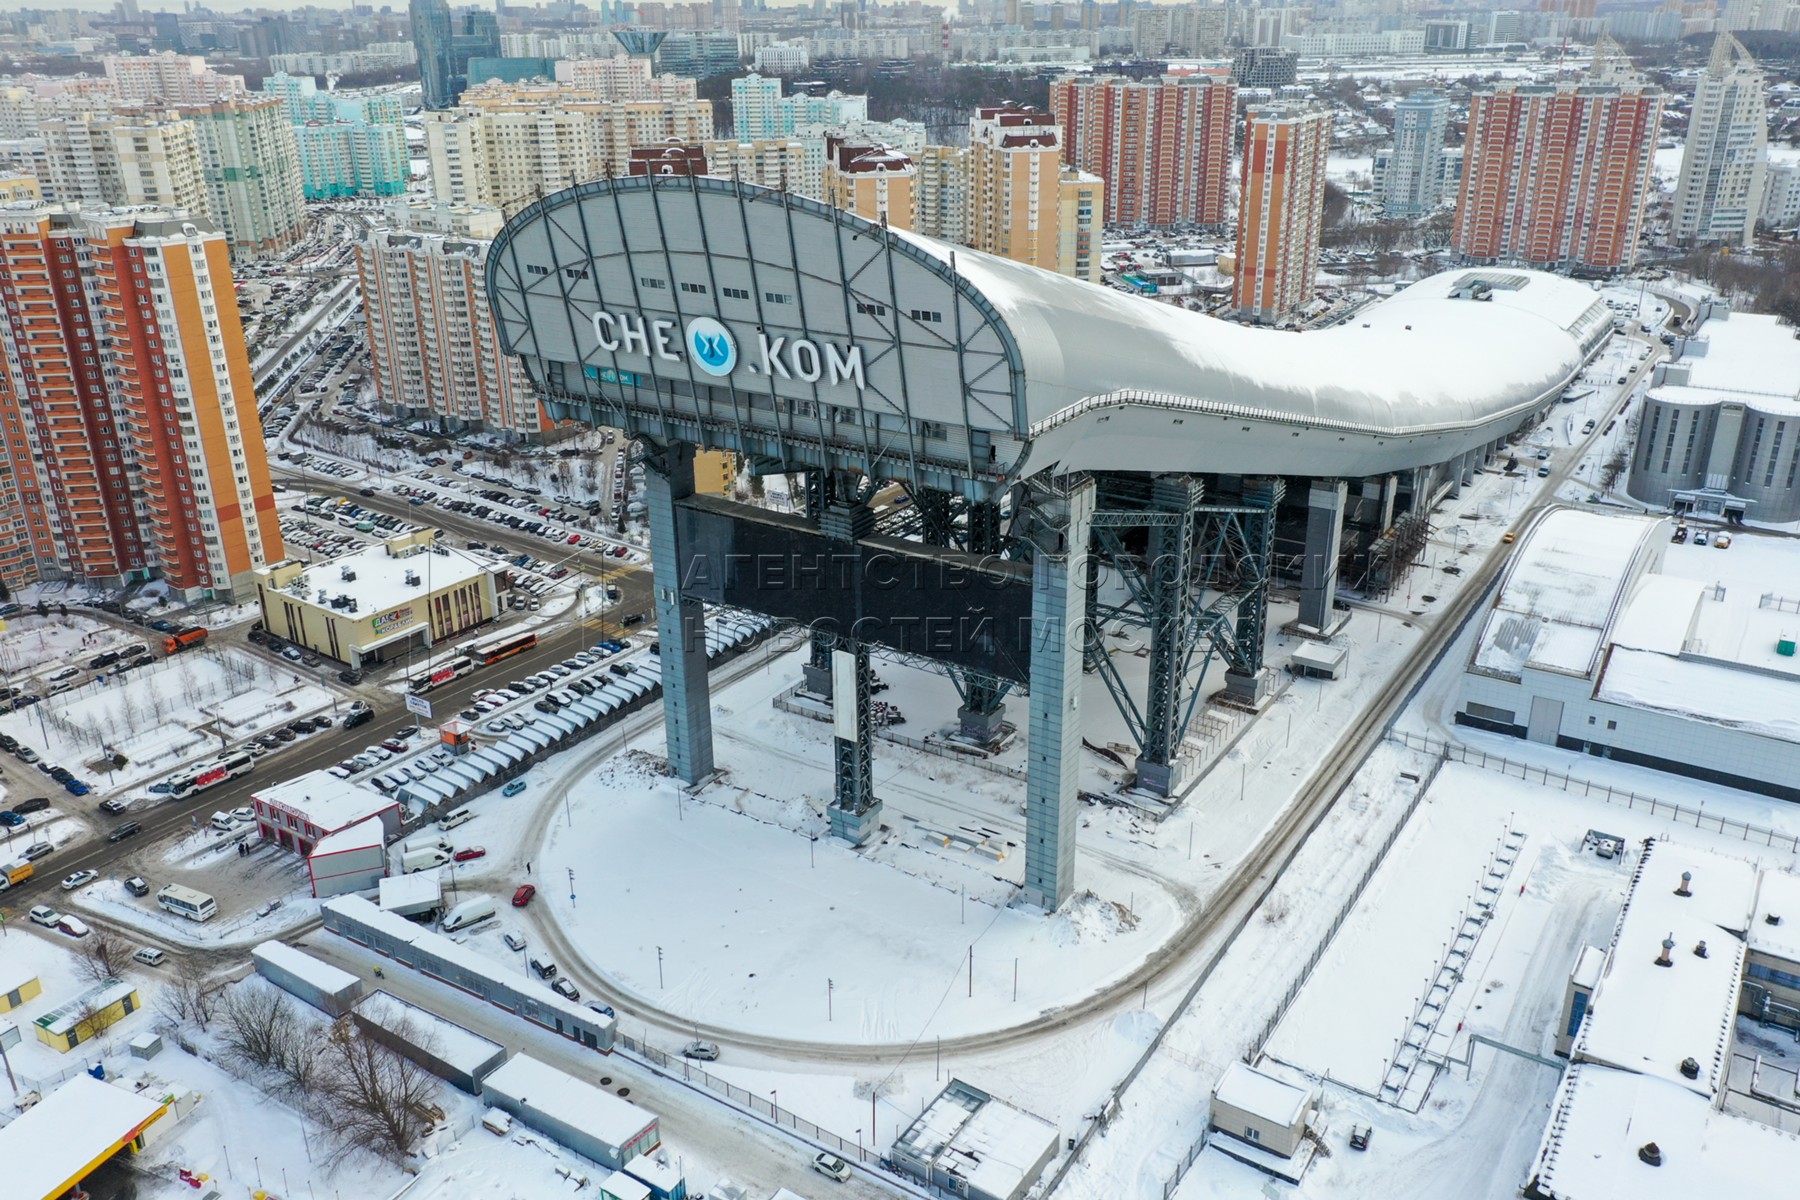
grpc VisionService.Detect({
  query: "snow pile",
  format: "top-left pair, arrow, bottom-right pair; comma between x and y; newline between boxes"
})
1047,890 -> 1140,946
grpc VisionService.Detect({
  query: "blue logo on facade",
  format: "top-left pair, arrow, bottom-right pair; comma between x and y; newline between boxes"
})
686,317 -> 737,377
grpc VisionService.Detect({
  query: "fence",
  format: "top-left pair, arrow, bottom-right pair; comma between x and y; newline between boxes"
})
614,1032 -> 915,1183
1386,730 -> 1800,854
1761,592 -> 1800,615
1153,751 -> 1447,1199
1244,751 -> 1448,1062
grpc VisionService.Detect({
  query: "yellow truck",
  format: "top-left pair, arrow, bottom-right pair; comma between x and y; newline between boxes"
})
0,859 -> 33,889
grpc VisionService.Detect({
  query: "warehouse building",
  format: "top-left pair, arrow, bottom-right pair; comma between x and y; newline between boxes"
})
1528,839 -> 1800,1199
480,1054 -> 661,1171
1457,507 -> 1800,802
253,530 -> 499,668
1208,1060 -> 1322,1180
1627,300 -> 1800,524
352,990 -> 507,1093
321,894 -> 615,1051
252,940 -> 365,1017
890,1079 -> 1060,1200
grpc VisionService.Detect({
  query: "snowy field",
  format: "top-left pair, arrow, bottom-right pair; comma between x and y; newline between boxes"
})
0,643 -> 336,796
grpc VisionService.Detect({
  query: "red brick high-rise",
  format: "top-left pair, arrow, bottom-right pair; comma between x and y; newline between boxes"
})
0,203 -> 281,598
1232,104 -> 1330,324
1050,73 -> 1235,228
1453,78 -> 1663,275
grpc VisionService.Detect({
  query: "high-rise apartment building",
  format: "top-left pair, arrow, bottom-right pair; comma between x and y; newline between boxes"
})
423,85 -> 713,216
262,74 -> 409,201
554,54 -> 697,100
412,0 -> 459,110
731,73 -> 867,140
701,138 -> 817,196
964,106 -> 1102,282
1454,76 -> 1663,274
1233,104 -> 1329,324
822,138 -> 917,230
356,200 -> 545,439
184,95 -> 306,257
915,143 -> 967,241
0,204 -> 281,598
1673,34 -> 1767,248
1050,73 -> 1234,228
103,53 -> 245,106
1380,91 -> 1451,218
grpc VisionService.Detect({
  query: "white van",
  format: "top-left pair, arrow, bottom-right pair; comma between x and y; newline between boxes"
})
402,848 -> 450,874
132,947 -> 166,967
210,812 -> 236,832
437,808 -> 474,832
441,896 -> 496,932
402,834 -> 453,857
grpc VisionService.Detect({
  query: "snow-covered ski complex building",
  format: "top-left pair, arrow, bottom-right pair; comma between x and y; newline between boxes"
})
486,176 -> 1610,907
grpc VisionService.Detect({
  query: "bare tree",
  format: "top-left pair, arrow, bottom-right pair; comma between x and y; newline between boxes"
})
75,928 -> 133,986
71,991 -> 125,1050
221,987 -> 302,1069
308,1018 -> 443,1166
154,956 -> 219,1031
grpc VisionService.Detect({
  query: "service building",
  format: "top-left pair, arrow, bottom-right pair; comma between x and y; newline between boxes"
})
253,769 -> 402,869
890,1079 -> 1060,1200
480,1054 -> 662,1171
253,530 -> 499,669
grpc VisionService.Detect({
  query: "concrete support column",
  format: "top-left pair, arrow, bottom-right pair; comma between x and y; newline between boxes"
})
1379,473 -> 1399,530
1298,478 -> 1347,633
1461,451 -> 1477,487
646,441 -> 714,785
1023,477 -> 1095,911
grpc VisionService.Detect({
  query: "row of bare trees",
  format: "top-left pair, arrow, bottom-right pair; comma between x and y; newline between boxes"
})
99,929 -> 444,1169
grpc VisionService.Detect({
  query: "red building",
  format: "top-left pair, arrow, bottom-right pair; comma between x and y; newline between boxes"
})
1233,104 -> 1330,324
253,769 -> 402,860
1050,73 -> 1235,228
1453,79 -> 1663,275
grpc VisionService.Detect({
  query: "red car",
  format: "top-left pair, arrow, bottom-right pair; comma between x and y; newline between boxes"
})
512,884 -> 536,907
568,534 -> 581,545
454,846 -> 487,863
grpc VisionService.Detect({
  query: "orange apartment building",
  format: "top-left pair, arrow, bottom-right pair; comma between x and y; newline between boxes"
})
1453,80 -> 1664,275
1233,104 -> 1330,324
1050,73 -> 1235,228
0,203 -> 281,599
822,135 -> 918,231
966,105 -> 1104,283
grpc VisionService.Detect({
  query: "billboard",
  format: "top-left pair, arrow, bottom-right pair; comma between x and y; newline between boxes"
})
674,496 -> 1034,684
372,606 -> 416,637
405,694 -> 434,720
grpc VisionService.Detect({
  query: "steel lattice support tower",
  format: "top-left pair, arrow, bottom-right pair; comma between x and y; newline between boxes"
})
645,441 -> 715,784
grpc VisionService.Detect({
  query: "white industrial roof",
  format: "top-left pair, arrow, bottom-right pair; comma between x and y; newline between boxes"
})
253,941 -> 361,998
1472,510 -> 1665,679
1528,1064 -> 1800,1200
481,1054 -> 656,1145
897,1080 -> 1058,1198
271,537 -> 493,634
1750,866 -> 1800,966
0,1075 -> 166,1200
1608,575 -> 1704,656
1574,839 -> 1756,1098
354,989 -> 504,1074
1597,647 -> 1800,745
1213,1060 -> 1314,1127
310,814 -> 386,858
256,770 -> 396,835
379,872 -> 443,912
1681,312 -> 1800,399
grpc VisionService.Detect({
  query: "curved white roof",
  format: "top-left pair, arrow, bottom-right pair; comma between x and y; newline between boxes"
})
487,178 -> 1608,489
898,233 -> 1610,440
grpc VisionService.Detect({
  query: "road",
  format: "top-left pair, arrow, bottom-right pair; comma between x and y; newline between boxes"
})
299,930 -> 907,1200
0,609 -> 656,916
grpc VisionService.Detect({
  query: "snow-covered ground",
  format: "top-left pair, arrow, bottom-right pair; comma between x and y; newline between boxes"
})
0,643 -> 337,798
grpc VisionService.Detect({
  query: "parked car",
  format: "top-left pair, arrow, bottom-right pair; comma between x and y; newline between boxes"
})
124,876 -> 150,897
503,931 -> 527,951
57,915 -> 90,938
512,884 -> 536,907
812,1153 -> 851,1183
502,780 -> 527,797
551,977 -> 580,1001
453,846 -> 486,862
99,798 -> 129,814
682,1040 -> 721,1061
28,904 -> 61,927
586,1001 -> 616,1018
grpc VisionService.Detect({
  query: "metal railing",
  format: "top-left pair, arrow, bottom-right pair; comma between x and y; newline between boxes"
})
1386,730 -> 1800,853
